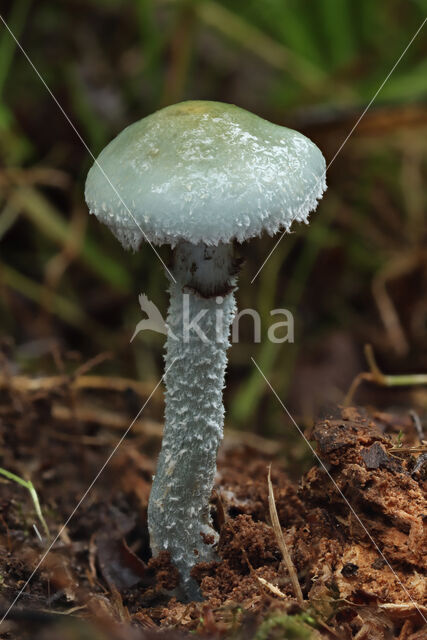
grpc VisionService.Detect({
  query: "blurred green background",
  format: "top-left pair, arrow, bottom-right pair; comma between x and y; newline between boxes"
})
0,0 -> 426,442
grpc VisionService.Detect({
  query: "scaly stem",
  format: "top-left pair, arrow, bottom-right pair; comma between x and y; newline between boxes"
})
148,241 -> 237,600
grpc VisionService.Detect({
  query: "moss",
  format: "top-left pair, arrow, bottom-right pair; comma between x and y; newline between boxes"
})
254,613 -> 317,640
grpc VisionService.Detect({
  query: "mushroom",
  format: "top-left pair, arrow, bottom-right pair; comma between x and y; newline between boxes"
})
85,100 -> 326,600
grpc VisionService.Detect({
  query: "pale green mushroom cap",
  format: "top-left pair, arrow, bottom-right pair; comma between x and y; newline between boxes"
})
85,100 -> 327,249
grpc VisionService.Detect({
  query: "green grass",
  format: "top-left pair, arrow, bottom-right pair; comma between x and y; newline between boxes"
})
0,466 -> 50,540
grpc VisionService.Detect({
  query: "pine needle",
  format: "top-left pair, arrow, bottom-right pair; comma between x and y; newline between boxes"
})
267,465 -> 304,606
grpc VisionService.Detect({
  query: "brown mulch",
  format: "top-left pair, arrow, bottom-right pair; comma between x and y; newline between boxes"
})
0,374 -> 426,639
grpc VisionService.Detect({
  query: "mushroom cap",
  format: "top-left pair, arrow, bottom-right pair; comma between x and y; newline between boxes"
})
85,101 -> 326,249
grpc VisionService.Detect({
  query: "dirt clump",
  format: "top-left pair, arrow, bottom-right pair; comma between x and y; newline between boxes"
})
148,551 -> 180,591
0,375 -> 425,639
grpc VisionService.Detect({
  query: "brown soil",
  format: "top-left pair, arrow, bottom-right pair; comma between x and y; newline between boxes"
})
0,373 -> 426,639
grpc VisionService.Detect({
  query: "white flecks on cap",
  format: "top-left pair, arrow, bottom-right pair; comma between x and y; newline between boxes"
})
85,100 -> 327,250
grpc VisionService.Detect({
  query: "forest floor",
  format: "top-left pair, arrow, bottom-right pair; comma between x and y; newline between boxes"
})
0,368 -> 426,640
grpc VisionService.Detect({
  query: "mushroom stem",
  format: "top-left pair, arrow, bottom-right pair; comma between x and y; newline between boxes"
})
148,241 -> 237,600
